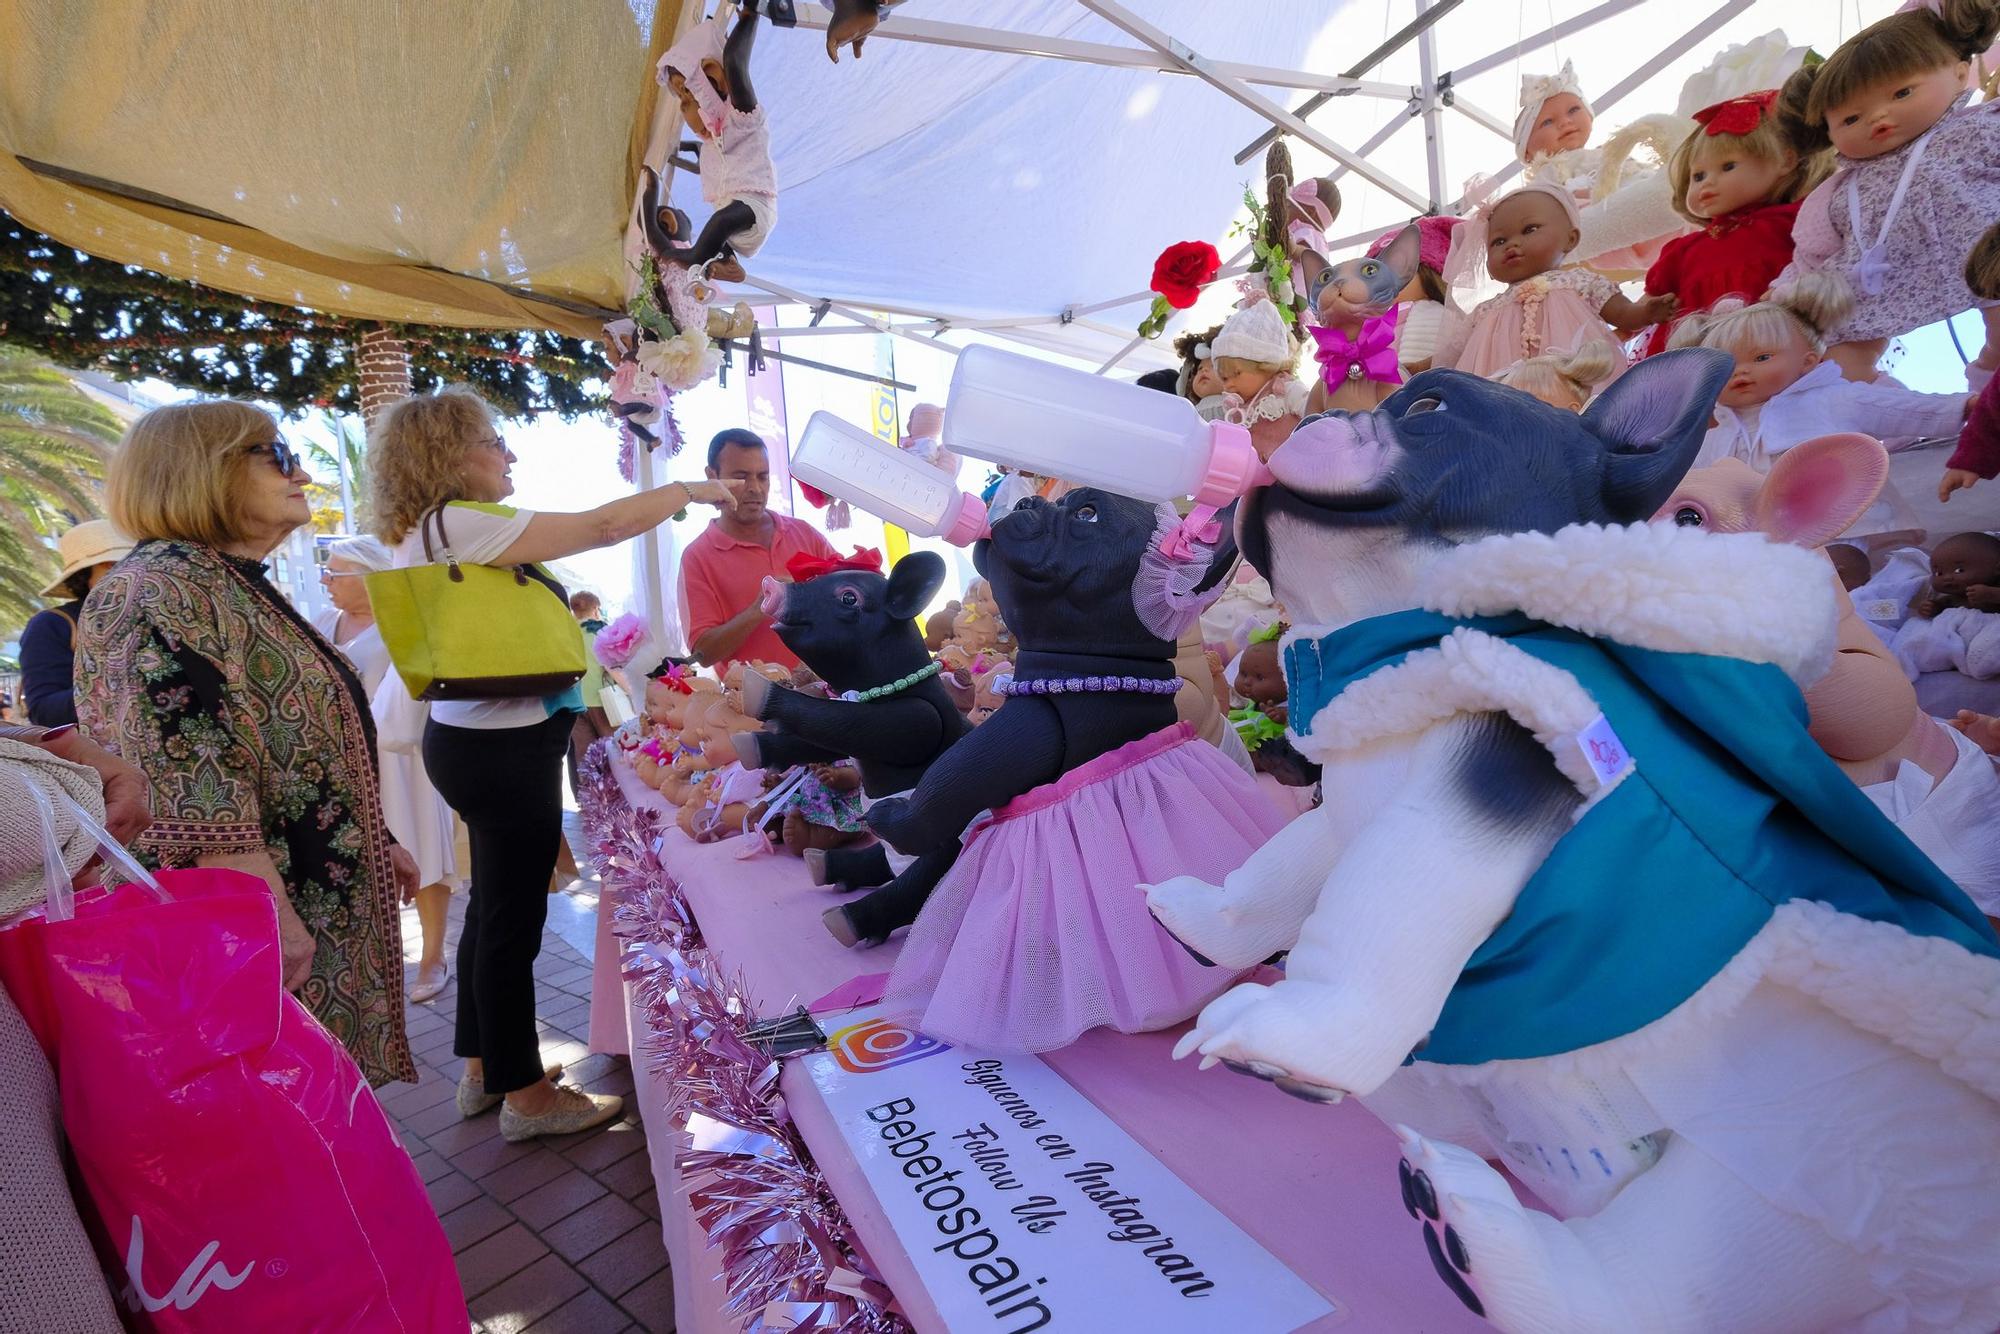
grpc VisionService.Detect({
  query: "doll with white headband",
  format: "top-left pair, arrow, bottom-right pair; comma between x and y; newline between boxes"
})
1436,182 -> 1672,379
1775,0 -> 2000,385
637,8 -> 777,282
1668,279 -> 1974,545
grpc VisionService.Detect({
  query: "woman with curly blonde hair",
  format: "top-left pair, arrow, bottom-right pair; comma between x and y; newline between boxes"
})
368,385 -> 735,1141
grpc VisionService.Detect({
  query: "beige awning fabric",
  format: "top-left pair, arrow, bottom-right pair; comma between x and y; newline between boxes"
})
0,0 -> 690,339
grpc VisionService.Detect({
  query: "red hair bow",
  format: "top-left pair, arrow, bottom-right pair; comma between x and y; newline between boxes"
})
1692,89 -> 1778,137
785,548 -> 884,582
654,663 -> 694,695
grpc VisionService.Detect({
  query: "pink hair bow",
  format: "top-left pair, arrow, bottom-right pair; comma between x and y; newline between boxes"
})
1309,308 -> 1402,386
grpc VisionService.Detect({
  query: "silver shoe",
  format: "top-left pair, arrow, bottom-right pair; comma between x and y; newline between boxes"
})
456,1062 -> 567,1119
499,1085 -> 625,1142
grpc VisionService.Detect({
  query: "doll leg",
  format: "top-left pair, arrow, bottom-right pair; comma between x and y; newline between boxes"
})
683,201 -> 759,269
1826,338 -> 1887,383
823,848 -> 954,947
807,843 -> 893,890
1976,306 -> 2000,380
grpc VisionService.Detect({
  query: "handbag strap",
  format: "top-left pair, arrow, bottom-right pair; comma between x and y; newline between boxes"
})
422,503 -> 529,587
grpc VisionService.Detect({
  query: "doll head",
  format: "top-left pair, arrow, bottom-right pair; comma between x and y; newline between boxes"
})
1368,216 -> 1460,306
1491,339 -> 1621,413
1828,543 -> 1873,592
1669,90 -> 1822,224
1483,184 -> 1581,284
1666,274 -> 1853,409
1233,638 -> 1288,710
1514,61 -> 1593,162
1209,300 -> 1298,399
657,19 -> 731,140
1780,0 -> 1998,158
1311,226 -> 1422,330
1172,324 -> 1227,402
1968,222 -> 2000,301
1930,531 -> 2000,600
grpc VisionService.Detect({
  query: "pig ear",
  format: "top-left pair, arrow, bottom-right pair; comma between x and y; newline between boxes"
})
1582,347 -> 1733,521
884,551 -> 946,622
1754,433 -> 1889,547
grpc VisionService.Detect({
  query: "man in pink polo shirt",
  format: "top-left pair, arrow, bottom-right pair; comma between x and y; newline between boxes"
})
679,428 -> 836,670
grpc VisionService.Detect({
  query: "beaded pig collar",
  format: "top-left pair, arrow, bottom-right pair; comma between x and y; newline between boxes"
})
996,674 -> 1180,697
840,660 -> 943,703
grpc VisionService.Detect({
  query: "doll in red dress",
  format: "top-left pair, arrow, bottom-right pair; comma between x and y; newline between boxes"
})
1641,90 -> 1832,356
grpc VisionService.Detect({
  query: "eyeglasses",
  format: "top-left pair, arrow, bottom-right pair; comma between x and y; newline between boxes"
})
246,439 -> 304,477
472,435 -> 509,454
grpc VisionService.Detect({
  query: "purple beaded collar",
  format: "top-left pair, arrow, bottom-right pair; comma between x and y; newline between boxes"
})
994,674 -> 1179,697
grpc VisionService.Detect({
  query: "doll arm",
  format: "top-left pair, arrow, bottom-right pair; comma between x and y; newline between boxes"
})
1847,381 -> 1973,448
724,8 -> 760,112
746,678 -> 945,765
864,700 -> 1065,856
749,731 -> 850,769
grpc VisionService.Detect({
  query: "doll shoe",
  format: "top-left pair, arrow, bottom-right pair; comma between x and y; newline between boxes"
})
750,0 -> 798,24
500,1086 -> 626,1142
456,1062 -> 568,1119
703,255 -> 748,284
705,301 -> 756,341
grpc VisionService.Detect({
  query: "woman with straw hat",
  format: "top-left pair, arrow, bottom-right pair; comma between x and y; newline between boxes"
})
19,520 -> 132,728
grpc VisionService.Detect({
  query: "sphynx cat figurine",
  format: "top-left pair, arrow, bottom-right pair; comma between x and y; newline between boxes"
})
1145,354 -> 2000,1334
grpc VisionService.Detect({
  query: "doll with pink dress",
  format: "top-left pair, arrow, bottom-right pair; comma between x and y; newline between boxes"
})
1436,182 -> 1672,378
1775,0 -> 2000,384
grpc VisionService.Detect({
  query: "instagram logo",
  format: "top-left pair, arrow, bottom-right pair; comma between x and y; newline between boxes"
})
829,1018 -> 950,1074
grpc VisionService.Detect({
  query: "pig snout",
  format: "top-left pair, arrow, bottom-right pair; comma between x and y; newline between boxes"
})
1266,410 -> 1395,500
759,577 -> 789,621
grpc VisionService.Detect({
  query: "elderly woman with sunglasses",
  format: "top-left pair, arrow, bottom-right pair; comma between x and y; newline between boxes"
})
75,402 -> 421,1087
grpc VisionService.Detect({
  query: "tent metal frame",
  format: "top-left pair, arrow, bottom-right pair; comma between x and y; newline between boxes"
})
637,0 -> 1761,375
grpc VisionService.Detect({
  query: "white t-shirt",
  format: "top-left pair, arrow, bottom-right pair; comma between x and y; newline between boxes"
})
390,501 -> 553,730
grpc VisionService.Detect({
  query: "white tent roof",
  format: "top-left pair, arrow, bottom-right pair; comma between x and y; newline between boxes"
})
662,0 -> 1883,371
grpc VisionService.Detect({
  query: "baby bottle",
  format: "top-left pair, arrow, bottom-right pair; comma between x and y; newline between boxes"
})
789,412 -> 990,545
941,344 -> 1269,508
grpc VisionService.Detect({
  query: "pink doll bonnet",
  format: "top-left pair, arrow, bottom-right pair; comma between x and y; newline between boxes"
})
656,18 -> 729,139
1513,60 -> 1590,160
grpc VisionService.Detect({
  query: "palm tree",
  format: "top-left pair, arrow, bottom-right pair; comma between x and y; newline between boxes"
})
0,348 -> 117,626
302,413 -> 368,534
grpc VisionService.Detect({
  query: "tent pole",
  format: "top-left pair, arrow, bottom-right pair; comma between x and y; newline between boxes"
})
1451,0 -> 1651,83
1077,0 -> 1433,213
788,3 -> 1407,97
1415,0 -> 1448,211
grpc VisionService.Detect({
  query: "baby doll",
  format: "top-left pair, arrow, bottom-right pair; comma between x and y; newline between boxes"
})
1489,336 -> 1622,412
1436,183 -> 1671,378
1171,322 -> 1229,421
1226,629 -> 1321,792
1206,299 -> 1309,461
1776,0 -> 2000,383
1891,531 -> 2000,681
677,662 -> 788,839
1301,225 -> 1423,415
921,599 -> 961,653
1642,88 -> 1829,356
1365,216 -> 1462,377
754,761 -> 868,855
1827,541 -> 1873,592
1668,281 -> 1971,542
944,579 -> 1014,657
1942,224 -> 2000,501
1514,60 -> 1691,279
897,402 -> 959,484
641,9 -> 775,282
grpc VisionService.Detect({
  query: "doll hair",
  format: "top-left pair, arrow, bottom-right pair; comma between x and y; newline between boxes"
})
1666,272 -> 1855,356
1967,222 -> 2000,301
1172,323 -> 1224,401
1665,114 -> 1830,225
1213,354 -> 1294,380
1780,0 -> 2000,151
1492,339 -> 1622,407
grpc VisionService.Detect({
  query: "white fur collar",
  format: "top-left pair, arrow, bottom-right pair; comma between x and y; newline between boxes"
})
1416,523 -> 1838,686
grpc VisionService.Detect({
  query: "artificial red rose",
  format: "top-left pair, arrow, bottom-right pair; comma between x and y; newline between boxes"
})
1150,241 -> 1222,309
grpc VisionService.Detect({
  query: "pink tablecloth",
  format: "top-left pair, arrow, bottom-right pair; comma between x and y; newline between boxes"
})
598,757 -> 1486,1334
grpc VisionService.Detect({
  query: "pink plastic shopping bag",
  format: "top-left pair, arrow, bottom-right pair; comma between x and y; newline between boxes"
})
0,789 -> 464,1332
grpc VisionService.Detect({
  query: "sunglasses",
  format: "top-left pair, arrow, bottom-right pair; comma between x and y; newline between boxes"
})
246,439 -> 304,477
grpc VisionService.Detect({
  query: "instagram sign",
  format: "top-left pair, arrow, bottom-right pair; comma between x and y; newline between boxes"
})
828,1017 -> 951,1074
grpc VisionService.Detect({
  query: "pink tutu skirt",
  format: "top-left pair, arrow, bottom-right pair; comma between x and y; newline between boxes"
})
882,723 -> 1288,1053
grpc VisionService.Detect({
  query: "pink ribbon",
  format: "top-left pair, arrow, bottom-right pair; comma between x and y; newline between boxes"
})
1310,307 -> 1403,386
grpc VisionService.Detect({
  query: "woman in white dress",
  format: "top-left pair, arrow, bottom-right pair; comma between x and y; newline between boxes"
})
316,536 -> 459,1002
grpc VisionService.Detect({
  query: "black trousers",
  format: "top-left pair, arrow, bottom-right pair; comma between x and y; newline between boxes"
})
423,712 -> 574,1095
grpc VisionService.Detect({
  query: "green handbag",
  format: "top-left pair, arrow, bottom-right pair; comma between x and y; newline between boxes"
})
365,505 -> 587,701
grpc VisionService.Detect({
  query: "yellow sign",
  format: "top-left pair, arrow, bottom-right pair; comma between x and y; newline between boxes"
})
871,384 -> 911,565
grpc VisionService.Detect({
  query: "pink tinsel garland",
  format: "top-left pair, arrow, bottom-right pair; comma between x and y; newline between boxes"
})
576,743 -> 910,1334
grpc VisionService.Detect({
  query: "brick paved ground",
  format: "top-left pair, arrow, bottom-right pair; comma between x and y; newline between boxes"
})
377,817 -> 673,1333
